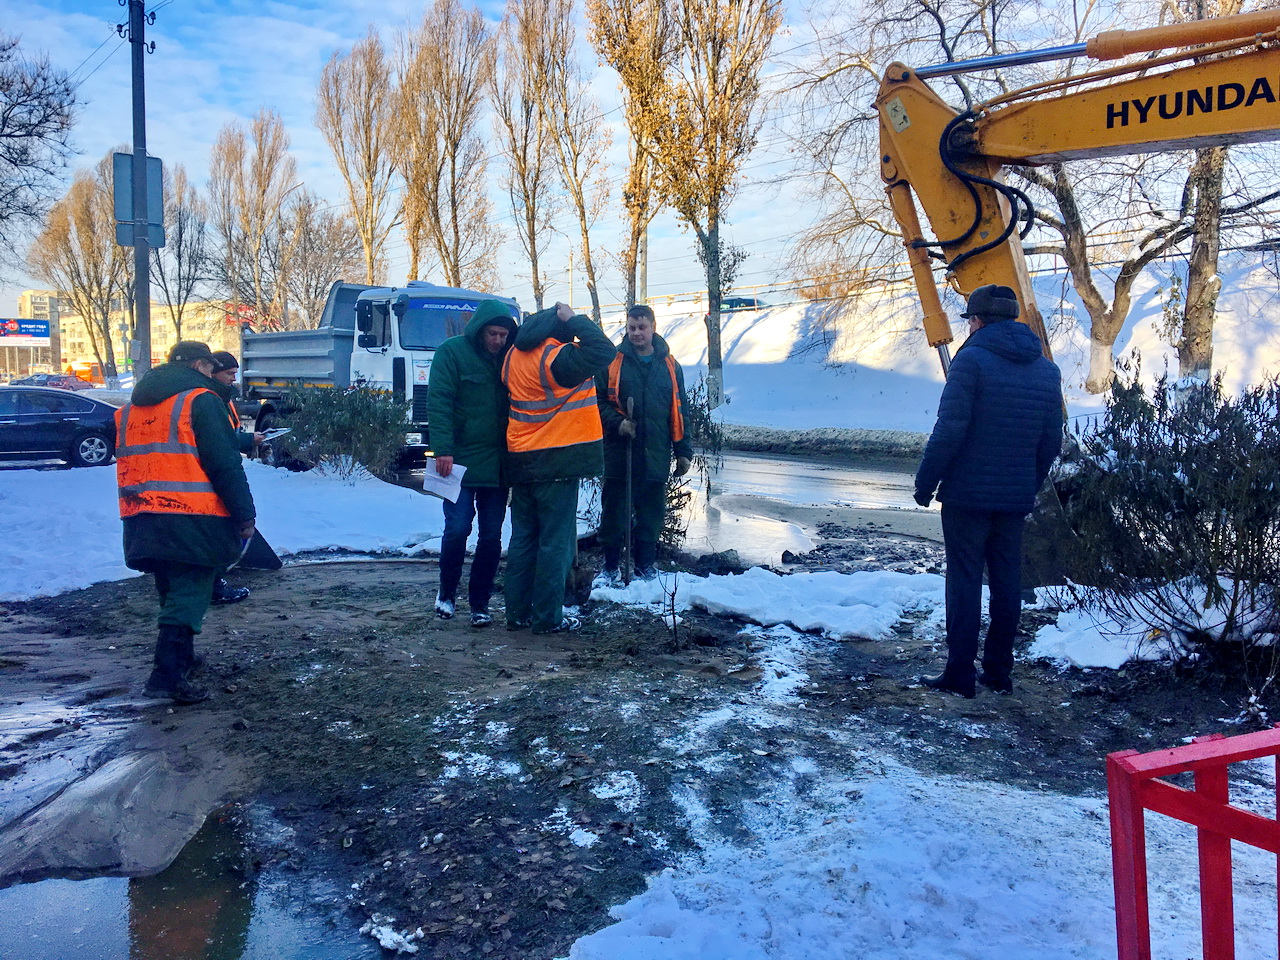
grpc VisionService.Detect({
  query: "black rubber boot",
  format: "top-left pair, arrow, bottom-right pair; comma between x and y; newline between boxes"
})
144,625 -> 209,704
211,578 -> 251,605
174,624 -> 205,678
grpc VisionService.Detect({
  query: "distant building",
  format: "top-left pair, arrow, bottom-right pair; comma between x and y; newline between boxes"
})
3,290 -> 63,378
21,291 -> 243,382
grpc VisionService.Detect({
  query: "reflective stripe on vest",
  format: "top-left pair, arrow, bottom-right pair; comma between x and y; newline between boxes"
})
605,353 -> 686,443
502,341 -> 603,453
115,388 -> 233,518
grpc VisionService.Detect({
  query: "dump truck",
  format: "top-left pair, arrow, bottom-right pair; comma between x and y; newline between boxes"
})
240,280 -> 521,464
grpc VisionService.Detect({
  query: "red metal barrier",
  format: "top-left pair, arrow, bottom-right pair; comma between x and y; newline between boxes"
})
1108,726 -> 1280,960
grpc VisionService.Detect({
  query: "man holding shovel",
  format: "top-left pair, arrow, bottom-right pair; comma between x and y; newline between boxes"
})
594,304 -> 694,586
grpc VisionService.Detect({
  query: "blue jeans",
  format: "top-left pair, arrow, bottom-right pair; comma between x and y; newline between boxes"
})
941,504 -> 1026,682
439,486 -> 509,612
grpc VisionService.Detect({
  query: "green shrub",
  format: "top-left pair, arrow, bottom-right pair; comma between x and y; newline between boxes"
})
279,382 -> 411,480
1062,368 -> 1280,716
661,375 -> 724,553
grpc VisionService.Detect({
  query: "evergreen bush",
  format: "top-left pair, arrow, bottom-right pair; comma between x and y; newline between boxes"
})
279,382 -> 411,480
1062,368 -> 1280,715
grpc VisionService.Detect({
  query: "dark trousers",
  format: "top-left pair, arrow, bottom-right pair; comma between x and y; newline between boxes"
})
154,562 -> 220,633
600,476 -> 666,570
505,480 -> 579,632
940,504 -> 1026,682
439,486 -> 509,612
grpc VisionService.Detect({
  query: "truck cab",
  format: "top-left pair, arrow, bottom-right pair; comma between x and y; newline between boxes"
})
241,280 -> 521,463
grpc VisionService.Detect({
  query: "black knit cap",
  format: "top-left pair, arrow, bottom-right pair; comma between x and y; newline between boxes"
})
210,351 -> 239,373
961,284 -> 1020,322
168,340 -> 214,363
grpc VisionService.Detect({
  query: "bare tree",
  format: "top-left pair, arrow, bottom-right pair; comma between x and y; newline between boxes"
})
281,191 -> 365,327
27,154 -> 128,379
642,0 -> 782,406
149,163 -> 210,342
316,28 -> 397,286
490,0 -> 561,312
208,109 -> 298,331
542,0 -> 612,322
396,0 -> 499,290
0,34 -> 77,252
588,0 -> 675,309
788,0 -> 1280,393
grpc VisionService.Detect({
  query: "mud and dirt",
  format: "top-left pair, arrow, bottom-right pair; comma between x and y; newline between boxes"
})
0,517 -> 1270,959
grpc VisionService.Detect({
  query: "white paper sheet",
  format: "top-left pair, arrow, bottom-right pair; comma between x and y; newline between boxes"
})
422,459 -> 467,502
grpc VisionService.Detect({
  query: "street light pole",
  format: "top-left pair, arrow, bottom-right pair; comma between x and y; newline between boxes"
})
126,0 -> 153,375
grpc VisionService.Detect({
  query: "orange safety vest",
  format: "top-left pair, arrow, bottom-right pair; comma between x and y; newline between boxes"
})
502,341 -> 603,453
115,388 -> 233,518
605,353 -> 685,443
227,401 -> 241,431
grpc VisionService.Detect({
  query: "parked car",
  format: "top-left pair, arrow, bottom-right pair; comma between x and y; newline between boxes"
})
721,296 -> 769,312
0,386 -> 118,467
9,373 -> 95,391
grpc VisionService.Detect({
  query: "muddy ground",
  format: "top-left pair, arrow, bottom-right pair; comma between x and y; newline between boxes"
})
0,522 -> 1269,959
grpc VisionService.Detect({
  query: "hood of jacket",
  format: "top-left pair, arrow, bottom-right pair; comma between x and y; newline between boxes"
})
618,332 -> 672,361
466,300 -> 519,352
962,319 -> 1046,364
130,362 -> 222,406
512,306 -> 566,350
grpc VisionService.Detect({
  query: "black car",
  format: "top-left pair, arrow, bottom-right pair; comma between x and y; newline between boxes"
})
0,386 -> 118,467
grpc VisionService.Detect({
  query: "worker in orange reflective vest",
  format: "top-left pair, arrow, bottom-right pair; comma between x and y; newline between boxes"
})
116,341 -> 256,704
501,302 -> 617,633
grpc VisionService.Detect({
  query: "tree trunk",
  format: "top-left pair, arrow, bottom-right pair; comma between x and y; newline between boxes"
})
700,219 -> 724,408
1180,145 -> 1226,382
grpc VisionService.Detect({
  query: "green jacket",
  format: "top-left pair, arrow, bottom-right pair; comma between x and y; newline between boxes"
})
596,333 -> 694,481
211,379 -> 256,455
503,308 -> 617,484
426,300 -> 520,488
121,362 -> 256,572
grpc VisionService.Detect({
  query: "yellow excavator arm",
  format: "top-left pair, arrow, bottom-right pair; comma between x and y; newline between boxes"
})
878,9 -> 1280,374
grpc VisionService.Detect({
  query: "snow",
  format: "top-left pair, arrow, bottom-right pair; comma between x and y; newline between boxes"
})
10,263 -> 1280,957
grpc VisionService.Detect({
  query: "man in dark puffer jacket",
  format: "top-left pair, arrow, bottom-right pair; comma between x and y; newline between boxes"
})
914,284 -> 1064,698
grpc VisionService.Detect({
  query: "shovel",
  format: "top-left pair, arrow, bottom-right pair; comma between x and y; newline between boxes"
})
622,396 -> 635,586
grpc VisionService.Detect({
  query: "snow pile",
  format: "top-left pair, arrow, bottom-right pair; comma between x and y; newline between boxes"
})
592,567 -> 945,641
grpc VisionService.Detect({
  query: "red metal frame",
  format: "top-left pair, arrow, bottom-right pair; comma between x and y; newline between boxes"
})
1108,726 -> 1280,960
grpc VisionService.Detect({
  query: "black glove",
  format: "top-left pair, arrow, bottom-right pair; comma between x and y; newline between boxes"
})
913,489 -> 933,507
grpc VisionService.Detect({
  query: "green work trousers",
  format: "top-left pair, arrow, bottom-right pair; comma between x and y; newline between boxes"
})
600,477 -> 666,569
505,479 -> 579,632
154,562 -> 221,633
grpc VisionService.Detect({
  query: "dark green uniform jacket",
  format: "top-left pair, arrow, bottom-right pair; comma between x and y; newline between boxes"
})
596,333 -> 695,482
426,300 -> 519,488
211,380 -> 256,455
121,362 -> 256,571
503,308 -> 617,484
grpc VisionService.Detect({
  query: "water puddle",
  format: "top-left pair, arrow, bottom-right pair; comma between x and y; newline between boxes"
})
0,810 -> 378,960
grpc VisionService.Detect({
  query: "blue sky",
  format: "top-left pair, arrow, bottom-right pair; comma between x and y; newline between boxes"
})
3,0 -> 810,317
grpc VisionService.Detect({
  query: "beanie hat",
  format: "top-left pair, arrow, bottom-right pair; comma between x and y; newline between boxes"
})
961,284 -> 1020,321
210,351 -> 239,373
168,340 -> 214,363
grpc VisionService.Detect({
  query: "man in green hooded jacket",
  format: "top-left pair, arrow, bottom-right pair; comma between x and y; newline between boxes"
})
117,341 -> 256,704
426,300 -> 520,627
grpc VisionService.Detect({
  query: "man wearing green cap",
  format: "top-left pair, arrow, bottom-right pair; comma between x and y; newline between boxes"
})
115,340 -> 256,703
426,301 -> 520,627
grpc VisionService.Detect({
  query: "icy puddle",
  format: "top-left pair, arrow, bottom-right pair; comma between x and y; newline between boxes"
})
0,812 -> 378,960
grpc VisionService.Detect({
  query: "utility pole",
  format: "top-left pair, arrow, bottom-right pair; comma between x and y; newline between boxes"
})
122,0 -> 154,374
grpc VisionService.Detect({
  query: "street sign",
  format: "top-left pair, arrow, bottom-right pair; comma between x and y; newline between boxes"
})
0,319 -> 52,347
113,151 -> 165,248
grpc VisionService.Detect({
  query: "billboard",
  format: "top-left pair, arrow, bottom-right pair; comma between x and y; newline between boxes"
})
0,319 -> 51,348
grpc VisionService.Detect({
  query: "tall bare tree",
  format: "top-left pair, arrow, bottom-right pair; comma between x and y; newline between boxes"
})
588,0 -> 675,309
316,28 -> 397,286
208,109 -> 298,331
27,153 -> 128,378
541,0 -> 612,322
0,34 -> 78,252
633,0 -> 782,405
491,0 -> 561,312
149,163 -> 210,342
280,191 -> 365,327
396,0 -> 499,290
